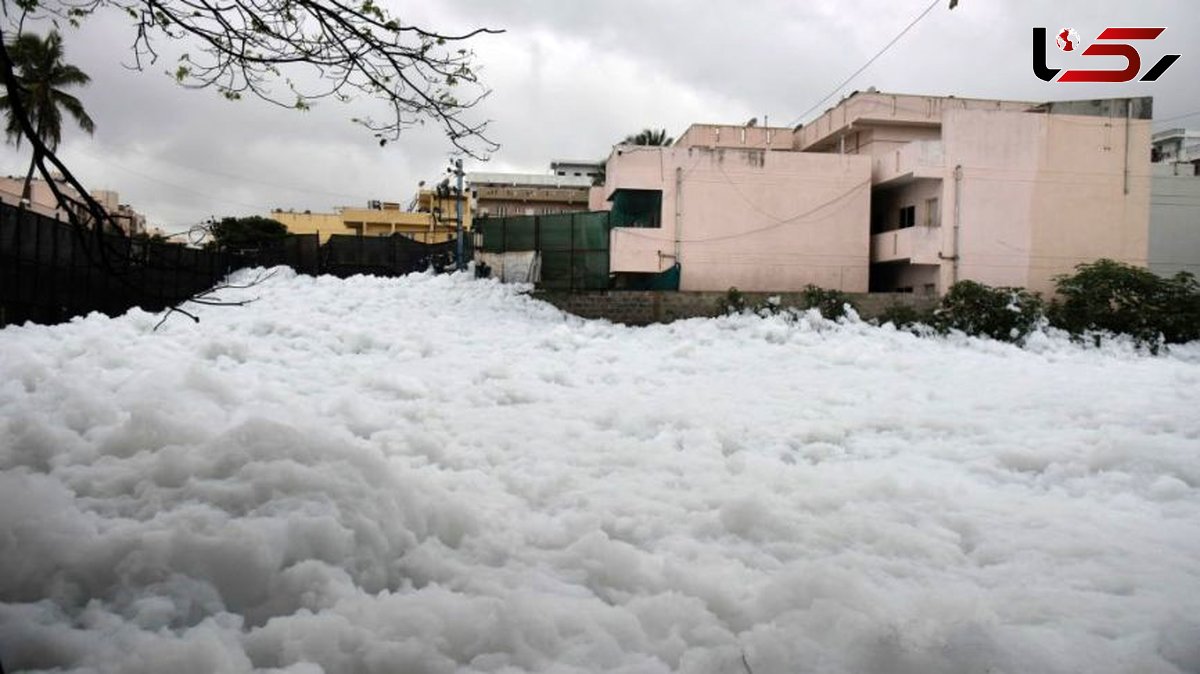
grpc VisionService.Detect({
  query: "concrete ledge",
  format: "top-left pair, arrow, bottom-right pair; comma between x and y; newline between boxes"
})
532,290 -> 937,326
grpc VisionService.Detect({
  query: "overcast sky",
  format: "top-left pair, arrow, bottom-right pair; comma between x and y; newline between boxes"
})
1,0 -> 1196,231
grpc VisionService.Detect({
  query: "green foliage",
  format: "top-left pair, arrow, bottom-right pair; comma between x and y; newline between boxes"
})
5,0 -> 500,158
718,285 -> 856,321
798,285 -> 855,320
718,287 -> 747,314
207,215 -> 287,250
623,128 -> 673,147
1048,259 -> 1200,351
0,30 -> 95,150
876,303 -> 933,330
0,30 -> 95,200
932,280 -> 1044,344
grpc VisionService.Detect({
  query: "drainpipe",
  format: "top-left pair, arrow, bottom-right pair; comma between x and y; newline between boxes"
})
673,166 -> 683,269
1123,101 -> 1131,195
952,164 -> 962,284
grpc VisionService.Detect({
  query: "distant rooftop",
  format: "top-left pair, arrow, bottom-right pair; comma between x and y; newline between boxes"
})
550,160 -> 604,168
796,90 -> 1153,152
467,172 -> 593,188
1153,128 -> 1200,141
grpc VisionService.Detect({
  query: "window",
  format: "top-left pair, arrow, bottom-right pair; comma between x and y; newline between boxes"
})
899,205 -> 915,229
925,197 -> 940,227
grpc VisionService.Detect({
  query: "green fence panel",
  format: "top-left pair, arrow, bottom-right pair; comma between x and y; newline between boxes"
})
478,210 -> 611,289
572,212 -> 610,250
538,213 -> 574,252
539,251 -> 573,290
480,219 -> 506,252
502,215 -> 538,251
572,251 -> 611,290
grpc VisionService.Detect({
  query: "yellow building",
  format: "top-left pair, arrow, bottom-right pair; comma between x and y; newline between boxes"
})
271,189 -> 473,244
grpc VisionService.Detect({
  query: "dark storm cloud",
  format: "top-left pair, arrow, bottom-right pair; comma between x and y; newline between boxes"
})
0,0 -> 1195,227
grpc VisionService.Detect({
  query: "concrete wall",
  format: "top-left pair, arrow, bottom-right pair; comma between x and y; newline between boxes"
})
534,290 -> 937,326
587,186 -> 609,212
942,108 -> 1151,295
675,124 -> 795,150
1149,163 -> 1200,277
0,177 -> 144,234
871,178 -> 944,232
272,192 -> 473,243
272,211 -> 348,242
604,146 -> 872,292
796,91 -> 1036,152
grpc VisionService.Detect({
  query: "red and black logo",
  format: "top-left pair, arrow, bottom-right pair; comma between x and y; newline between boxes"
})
1033,27 -> 1180,82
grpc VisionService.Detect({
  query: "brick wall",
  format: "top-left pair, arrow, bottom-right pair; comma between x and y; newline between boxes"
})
533,290 -> 938,326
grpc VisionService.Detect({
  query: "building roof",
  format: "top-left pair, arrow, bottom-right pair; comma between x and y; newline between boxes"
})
1153,128 -> 1200,142
795,90 -> 1153,152
467,172 -> 593,189
550,160 -> 604,169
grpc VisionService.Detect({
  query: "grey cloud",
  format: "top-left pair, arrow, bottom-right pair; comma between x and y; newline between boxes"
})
1,0 -> 1195,227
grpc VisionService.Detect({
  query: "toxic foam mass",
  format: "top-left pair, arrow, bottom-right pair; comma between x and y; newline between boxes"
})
1,268 -> 1199,674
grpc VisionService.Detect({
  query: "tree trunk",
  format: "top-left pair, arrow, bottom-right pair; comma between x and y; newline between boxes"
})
21,147 -> 38,204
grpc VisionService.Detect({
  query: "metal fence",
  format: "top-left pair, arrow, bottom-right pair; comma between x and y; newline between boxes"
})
477,211 -> 610,290
0,202 -> 234,326
1,198 -> 473,327
321,233 -> 464,278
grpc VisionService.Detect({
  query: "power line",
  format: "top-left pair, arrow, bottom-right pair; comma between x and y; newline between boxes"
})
71,146 -> 372,202
786,0 -> 940,128
1154,109 -> 1200,126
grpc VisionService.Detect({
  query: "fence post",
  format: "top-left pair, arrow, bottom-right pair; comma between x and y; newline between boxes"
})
49,218 -> 60,321
173,244 -> 182,302
12,207 -> 22,312
67,220 -> 77,316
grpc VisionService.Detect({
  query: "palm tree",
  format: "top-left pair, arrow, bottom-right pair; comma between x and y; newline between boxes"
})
0,30 -> 96,201
623,128 -> 672,146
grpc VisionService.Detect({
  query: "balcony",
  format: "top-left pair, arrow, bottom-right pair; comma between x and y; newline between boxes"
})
475,186 -> 589,204
873,141 -> 944,186
871,226 -> 942,265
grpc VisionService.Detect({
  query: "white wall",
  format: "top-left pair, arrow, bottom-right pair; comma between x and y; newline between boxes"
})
1150,163 -> 1200,277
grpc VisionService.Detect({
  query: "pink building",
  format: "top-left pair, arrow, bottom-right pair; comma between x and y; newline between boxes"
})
601,92 -> 1153,296
0,175 -> 147,235
798,92 -> 1151,296
603,125 -> 872,292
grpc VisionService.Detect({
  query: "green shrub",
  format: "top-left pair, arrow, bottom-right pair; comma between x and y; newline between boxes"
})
932,280 -> 1044,343
207,215 -> 287,250
876,303 -> 932,329
798,285 -> 856,320
718,287 -> 747,314
1049,259 -> 1200,351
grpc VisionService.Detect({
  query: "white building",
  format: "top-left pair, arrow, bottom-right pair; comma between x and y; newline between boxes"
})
1152,128 -> 1200,165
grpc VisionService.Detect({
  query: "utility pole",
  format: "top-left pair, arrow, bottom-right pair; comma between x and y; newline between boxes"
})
452,159 -> 465,271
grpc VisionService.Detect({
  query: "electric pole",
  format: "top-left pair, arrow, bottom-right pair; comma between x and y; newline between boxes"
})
452,159 -> 465,271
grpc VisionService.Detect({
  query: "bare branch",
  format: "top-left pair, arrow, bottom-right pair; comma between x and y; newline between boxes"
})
152,268 -> 276,328
13,0 -> 503,157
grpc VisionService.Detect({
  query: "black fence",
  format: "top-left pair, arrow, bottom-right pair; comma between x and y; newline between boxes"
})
321,233 -> 464,278
0,202 -> 236,326
1,199 -> 473,327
